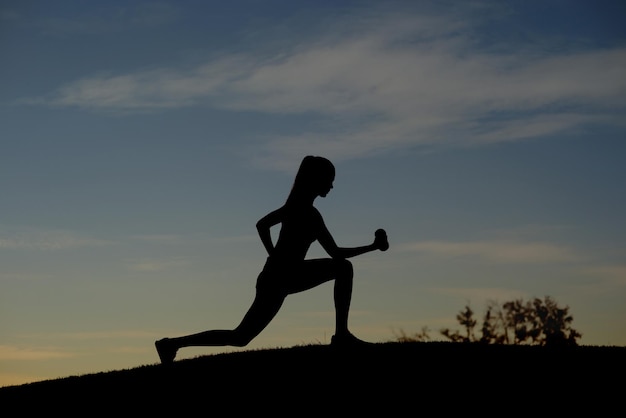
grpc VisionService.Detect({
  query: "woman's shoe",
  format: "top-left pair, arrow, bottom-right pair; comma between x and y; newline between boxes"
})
330,332 -> 373,347
155,338 -> 177,364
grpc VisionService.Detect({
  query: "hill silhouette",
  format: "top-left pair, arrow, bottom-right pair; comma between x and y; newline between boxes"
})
1,341 -> 623,414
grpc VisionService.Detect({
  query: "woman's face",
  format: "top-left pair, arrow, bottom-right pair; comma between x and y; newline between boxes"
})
317,173 -> 335,197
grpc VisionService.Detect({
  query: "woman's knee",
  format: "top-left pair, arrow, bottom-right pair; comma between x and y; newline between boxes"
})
335,258 -> 353,278
231,335 -> 252,347
230,329 -> 256,347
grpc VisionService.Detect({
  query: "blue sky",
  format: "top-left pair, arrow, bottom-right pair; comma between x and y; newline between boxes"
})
1,0 -> 625,386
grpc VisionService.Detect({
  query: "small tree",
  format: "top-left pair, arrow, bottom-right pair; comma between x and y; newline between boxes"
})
502,299 -> 530,344
438,296 -> 581,346
441,305 -> 476,343
458,305 -> 477,342
527,296 -> 581,347
440,327 -> 465,343
479,302 -> 507,344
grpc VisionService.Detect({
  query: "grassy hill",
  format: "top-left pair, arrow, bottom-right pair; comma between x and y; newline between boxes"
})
1,341 -> 623,414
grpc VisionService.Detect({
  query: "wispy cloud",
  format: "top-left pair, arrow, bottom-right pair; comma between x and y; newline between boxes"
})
0,330 -> 159,362
129,234 -> 186,244
0,226 -> 111,250
109,346 -> 152,355
0,345 -> 75,361
19,8 -> 626,169
53,330 -> 161,340
582,264 -> 626,287
127,257 -> 190,273
399,239 -> 579,264
16,330 -> 162,341
431,287 -> 530,303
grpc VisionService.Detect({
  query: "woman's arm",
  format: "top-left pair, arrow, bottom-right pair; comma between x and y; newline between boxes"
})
256,206 -> 284,256
317,213 -> 388,259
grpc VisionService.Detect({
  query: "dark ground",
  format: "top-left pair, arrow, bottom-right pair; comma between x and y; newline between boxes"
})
1,342 -> 623,415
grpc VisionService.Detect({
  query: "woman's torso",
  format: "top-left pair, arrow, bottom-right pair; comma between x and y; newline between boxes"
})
271,206 -> 321,262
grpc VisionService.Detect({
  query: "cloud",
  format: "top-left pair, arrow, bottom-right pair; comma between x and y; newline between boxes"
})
110,346 -> 152,354
19,55 -> 254,111
431,287 -> 529,303
127,257 -> 190,272
19,8 -> 626,168
399,239 -> 579,264
582,264 -> 626,287
52,330 -> 161,340
0,345 -> 75,361
129,234 -> 185,244
0,226 -> 111,250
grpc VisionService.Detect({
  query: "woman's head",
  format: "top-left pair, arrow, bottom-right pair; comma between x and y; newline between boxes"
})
288,156 -> 335,202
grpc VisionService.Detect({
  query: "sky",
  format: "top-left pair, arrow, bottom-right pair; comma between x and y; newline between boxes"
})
1,0 -> 625,387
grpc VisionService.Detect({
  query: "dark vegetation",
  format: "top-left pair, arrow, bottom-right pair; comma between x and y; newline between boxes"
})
399,296 -> 582,347
1,341 -> 623,415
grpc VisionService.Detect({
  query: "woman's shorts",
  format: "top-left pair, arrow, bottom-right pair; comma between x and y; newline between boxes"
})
255,257 -> 300,294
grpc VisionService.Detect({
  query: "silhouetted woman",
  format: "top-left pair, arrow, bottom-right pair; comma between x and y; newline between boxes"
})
155,155 -> 389,364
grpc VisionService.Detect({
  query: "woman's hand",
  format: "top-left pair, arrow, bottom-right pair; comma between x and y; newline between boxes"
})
374,229 -> 389,251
